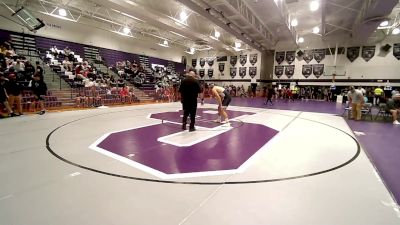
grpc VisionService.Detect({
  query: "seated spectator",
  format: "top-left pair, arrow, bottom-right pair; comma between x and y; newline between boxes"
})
387,94 -> 400,125
64,46 -> 71,56
75,91 -> 88,108
119,86 -> 131,104
24,61 -> 35,80
50,45 -> 59,57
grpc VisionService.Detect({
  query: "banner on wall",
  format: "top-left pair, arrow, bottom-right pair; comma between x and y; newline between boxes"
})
249,67 -> 257,78
199,58 -> 205,67
199,69 -> 205,78
313,49 -> 325,63
285,65 -> 295,78
303,50 -> 314,64
240,55 -> 247,66
302,65 -> 312,78
207,58 -> 214,67
239,67 -> 247,78
275,51 -> 285,64
230,67 -> 237,78
285,51 -> 295,64
275,65 -> 284,78
218,63 -> 225,72
250,54 -> 258,65
207,69 -> 214,78
394,43 -> 400,60
362,46 -> 375,62
191,59 -> 197,68
313,64 -> 324,78
230,56 -> 238,66
347,47 -> 360,62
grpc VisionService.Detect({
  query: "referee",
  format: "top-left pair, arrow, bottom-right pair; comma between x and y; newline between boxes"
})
179,69 -> 201,132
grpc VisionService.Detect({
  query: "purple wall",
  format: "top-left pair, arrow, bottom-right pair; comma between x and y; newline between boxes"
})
35,36 -> 84,57
0,29 -> 10,44
99,47 -> 139,67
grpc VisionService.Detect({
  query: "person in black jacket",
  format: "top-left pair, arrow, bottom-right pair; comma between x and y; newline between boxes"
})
31,72 -> 47,115
179,69 -> 201,132
5,73 -> 23,115
0,73 -> 16,118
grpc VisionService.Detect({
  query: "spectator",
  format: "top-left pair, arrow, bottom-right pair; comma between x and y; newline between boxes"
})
30,73 -> 47,115
5,73 -> 23,115
24,61 -> 35,80
0,73 -> 16,117
35,61 -> 43,80
347,86 -> 364,121
373,86 -> 384,106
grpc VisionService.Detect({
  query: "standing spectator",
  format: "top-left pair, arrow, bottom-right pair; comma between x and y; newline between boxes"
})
0,73 -> 16,117
30,73 -> 47,115
5,73 -> 23,115
35,61 -> 44,80
347,86 -> 364,121
265,86 -> 274,106
24,61 -> 35,80
179,69 -> 201,132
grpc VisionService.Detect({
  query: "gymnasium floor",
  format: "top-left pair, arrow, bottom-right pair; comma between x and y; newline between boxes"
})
1,100 -> 399,225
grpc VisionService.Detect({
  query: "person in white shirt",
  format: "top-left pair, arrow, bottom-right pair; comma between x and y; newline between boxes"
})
347,86 -> 364,120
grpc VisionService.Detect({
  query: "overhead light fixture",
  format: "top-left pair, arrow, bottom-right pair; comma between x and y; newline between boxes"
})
158,40 -> 170,47
125,0 -> 138,6
312,26 -> 320,34
380,20 -> 389,27
235,41 -> 241,48
123,27 -> 131,34
58,8 -> 67,17
291,19 -> 298,27
210,30 -> 220,40
185,47 -> 195,55
179,11 -> 188,21
392,28 -> 400,35
274,0 -> 279,5
298,37 -> 304,43
310,1 -> 319,11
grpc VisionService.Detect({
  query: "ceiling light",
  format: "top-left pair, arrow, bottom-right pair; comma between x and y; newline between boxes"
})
179,11 -> 188,21
274,0 -> 279,5
392,28 -> 400,35
185,47 -> 195,54
291,19 -> 298,27
235,42 -> 241,48
310,1 -> 319,11
298,37 -> 304,43
163,40 -> 168,45
380,20 -> 389,27
214,30 -> 220,38
123,27 -> 131,34
312,26 -> 320,34
58,8 -> 67,17
125,0 -> 138,6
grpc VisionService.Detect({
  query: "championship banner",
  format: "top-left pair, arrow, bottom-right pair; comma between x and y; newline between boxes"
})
230,56 -> 238,66
275,65 -> 284,78
302,65 -> 312,78
285,51 -> 295,64
275,51 -> 285,64
285,65 -> 295,78
199,69 -> 205,78
218,63 -> 225,72
362,46 -> 375,62
240,55 -> 247,66
249,67 -> 257,78
313,49 -> 325,63
207,69 -> 214,78
239,67 -> 247,78
207,58 -> 214,67
230,67 -> 237,78
199,58 -> 205,67
191,59 -> 197,68
250,54 -> 258,65
303,50 -> 314,64
347,47 -> 360,62
393,43 -> 400,60
313,64 -> 324,78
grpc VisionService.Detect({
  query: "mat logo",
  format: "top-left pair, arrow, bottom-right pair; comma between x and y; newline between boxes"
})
89,109 -> 278,179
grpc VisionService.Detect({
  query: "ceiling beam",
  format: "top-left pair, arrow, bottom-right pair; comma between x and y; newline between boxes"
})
327,1 -> 360,13
175,0 -> 262,51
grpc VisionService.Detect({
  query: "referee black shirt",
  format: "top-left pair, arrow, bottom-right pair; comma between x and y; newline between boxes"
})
179,75 -> 201,105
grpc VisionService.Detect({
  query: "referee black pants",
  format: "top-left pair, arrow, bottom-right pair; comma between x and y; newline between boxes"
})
182,102 -> 197,129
